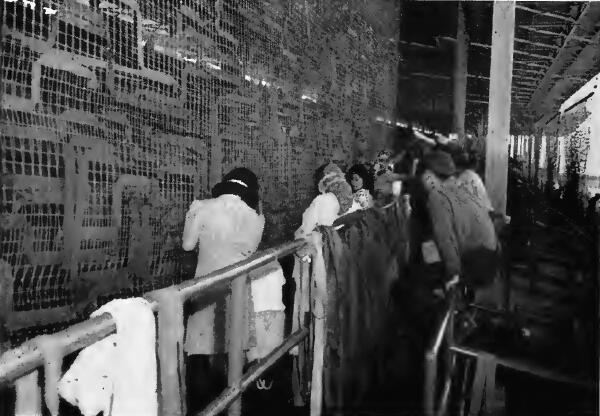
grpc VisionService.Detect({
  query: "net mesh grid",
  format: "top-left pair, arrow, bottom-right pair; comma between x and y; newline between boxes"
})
0,0 -> 399,338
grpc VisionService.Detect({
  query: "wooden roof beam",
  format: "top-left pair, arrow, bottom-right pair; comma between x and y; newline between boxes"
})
398,40 -> 438,50
513,72 -> 543,81
551,74 -> 589,82
409,72 -> 450,80
513,49 -> 554,60
516,5 -> 576,23
467,99 -> 488,105
513,93 -> 533,98
513,67 -> 544,76
519,25 -> 594,44
514,37 -> 560,50
513,87 -> 537,93
407,72 -> 491,81
513,60 -> 550,69
518,25 -> 567,38
527,3 -> 595,108
471,41 -> 553,60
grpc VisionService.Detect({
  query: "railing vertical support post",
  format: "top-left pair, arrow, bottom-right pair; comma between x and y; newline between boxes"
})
14,371 -> 43,416
424,352 -> 438,416
228,274 -> 246,416
484,0 -> 516,215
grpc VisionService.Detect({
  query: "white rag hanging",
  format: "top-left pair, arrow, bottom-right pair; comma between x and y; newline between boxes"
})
248,262 -> 286,313
57,298 -> 157,416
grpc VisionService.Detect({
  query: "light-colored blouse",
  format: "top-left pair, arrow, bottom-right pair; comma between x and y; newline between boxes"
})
457,169 -> 493,212
353,189 -> 374,209
182,194 -> 285,355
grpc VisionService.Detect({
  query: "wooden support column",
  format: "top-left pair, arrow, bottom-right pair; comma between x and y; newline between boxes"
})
528,135 -> 534,180
454,1 -> 469,144
485,1 -> 516,214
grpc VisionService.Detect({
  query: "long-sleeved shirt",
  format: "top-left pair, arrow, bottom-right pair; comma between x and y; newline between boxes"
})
295,193 -> 361,239
181,194 -> 285,355
422,171 -> 498,278
457,169 -> 494,212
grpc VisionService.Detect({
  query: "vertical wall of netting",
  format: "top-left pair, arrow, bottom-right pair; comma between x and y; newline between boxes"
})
0,0 -> 399,337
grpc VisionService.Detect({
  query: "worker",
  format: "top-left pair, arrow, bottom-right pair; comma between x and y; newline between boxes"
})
295,162 -> 359,240
182,167 -> 285,411
419,150 -> 500,305
455,150 -> 494,212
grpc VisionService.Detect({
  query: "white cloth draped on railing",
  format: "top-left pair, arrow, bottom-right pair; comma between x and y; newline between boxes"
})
58,298 -> 157,416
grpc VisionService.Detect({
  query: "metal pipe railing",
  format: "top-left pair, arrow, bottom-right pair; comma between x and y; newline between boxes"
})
0,240 -> 307,387
2,201 -> 404,414
450,345 -> 598,392
424,306 -> 453,416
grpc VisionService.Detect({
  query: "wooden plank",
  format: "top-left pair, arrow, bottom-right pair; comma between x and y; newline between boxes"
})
454,1 -> 468,143
485,0 -> 516,214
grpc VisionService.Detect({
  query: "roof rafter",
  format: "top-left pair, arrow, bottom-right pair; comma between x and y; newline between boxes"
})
518,25 -> 567,38
514,37 -> 560,50
513,67 -> 544,76
516,5 -> 576,23
513,60 -> 549,69
527,3 -> 593,106
519,25 -> 593,44
471,41 -> 554,60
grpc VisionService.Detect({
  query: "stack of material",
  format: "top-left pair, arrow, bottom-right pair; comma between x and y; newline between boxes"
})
316,202 -> 409,412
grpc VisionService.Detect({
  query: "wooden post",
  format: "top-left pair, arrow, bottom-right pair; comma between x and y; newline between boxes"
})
227,275 -> 246,416
14,371 -> 43,416
454,1 -> 469,144
485,1 -> 516,214
526,135 -> 533,180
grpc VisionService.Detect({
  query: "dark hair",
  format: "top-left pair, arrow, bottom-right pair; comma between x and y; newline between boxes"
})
211,167 -> 260,212
454,151 -> 477,171
346,164 -> 374,193
314,163 -> 329,195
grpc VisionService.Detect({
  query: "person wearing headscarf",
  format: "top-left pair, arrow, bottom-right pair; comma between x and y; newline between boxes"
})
182,167 -> 285,410
295,162 -> 359,239
346,163 -> 374,210
420,150 -> 499,302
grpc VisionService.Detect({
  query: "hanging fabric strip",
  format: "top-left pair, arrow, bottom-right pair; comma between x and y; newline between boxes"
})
309,231 -> 326,416
290,255 -> 311,355
291,255 -> 311,407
